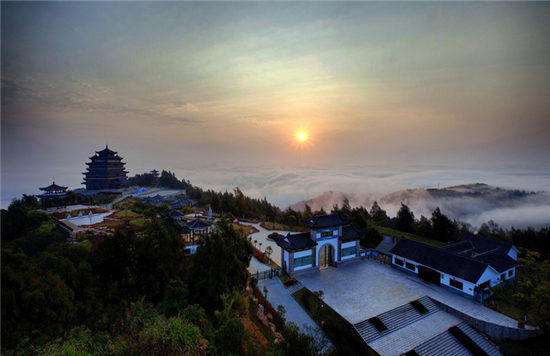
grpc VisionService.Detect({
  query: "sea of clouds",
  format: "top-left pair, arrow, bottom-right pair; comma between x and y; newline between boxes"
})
3,164 -> 549,230
170,164 -> 550,230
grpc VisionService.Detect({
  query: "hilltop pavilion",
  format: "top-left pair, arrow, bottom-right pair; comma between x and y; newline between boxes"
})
37,181 -> 69,209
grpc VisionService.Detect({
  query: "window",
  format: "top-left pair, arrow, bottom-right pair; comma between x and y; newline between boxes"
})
341,246 -> 356,257
508,269 -> 513,277
405,262 -> 416,271
184,248 -> 191,255
449,279 -> 463,290
321,231 -> 333,238
500,273 -> 506,280
294,255 -> 313,268
394,257 -> 404,266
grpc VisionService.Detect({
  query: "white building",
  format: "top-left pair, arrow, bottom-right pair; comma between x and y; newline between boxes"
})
389,235 -> 519,302
276,214 -> 362,275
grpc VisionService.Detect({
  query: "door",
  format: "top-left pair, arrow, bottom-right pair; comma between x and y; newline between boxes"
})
319,244 -> 335,268
417,265 -> 440,286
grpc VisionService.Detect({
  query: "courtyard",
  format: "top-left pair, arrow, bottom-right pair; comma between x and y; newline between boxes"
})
296,259 -> 525,329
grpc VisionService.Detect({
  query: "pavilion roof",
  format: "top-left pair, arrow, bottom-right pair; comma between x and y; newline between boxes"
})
39,181 -> 68,192
187,219 -> 211,229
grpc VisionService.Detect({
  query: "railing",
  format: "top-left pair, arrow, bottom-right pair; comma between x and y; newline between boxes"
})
250,268 -> 281,281
360,248 -> 392,264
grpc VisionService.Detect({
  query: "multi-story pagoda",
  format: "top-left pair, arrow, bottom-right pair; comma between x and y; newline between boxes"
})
37,181 -> 69,209
82,145 -> 128,190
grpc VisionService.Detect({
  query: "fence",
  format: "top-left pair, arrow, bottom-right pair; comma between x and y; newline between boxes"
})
430,298 -> 541,340
360,248 -> 392,264
250,268 -> 281,281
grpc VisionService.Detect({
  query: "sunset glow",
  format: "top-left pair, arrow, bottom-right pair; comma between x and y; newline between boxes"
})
297,132 -> 307,143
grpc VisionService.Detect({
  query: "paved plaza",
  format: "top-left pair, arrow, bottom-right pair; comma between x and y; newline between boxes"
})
296,259 -> 524,328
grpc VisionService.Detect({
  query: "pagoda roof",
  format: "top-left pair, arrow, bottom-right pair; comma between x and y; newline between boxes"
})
96,145 -> 117,155
39,181 -> 68,192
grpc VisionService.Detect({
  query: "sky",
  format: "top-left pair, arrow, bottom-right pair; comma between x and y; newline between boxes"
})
2,2 -> 550,210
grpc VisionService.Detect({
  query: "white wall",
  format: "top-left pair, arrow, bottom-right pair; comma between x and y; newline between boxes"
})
341,241 -> 357,260
184,245 -> 199,255
440,272 -> 477,296
294,249 -> 313,258
294,249 -> 314,271
392,255 -> 418,273
476,267 -> 500,287
508,248 -> 518,261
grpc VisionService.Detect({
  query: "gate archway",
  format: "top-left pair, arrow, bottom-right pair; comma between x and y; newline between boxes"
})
319,244 -> 335,268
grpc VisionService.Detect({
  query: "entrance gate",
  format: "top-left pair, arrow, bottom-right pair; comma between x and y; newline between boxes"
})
319,244 -> 335,268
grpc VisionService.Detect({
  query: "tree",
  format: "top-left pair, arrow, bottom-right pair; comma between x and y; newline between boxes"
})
369,201 -> 390,225
415,215 -> 433,238
265,246 -> 273,261
188,220 -> 252,311
275,322 -> 326,356
396,203 -> 415,233
303,204 -> 313,220
430,207 -> 459,242
341,198 -> 352,217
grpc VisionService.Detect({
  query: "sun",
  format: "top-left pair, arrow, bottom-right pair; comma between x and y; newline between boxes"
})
296,132 -> 307,143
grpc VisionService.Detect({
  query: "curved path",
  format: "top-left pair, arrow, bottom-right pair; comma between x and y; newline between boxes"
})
240,222 -> 294,268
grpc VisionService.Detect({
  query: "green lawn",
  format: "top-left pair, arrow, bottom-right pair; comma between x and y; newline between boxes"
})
130,218 -> 150,227
114,210 -> 140,218
375,226 -> 446,247
292,288 -> 377,355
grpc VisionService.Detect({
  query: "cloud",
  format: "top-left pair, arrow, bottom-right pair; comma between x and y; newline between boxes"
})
1,77 -> 200,125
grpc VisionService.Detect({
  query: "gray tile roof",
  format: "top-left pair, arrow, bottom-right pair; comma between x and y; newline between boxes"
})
390,238 -> 490,283
341,225 -> 364,242
275,232 -> 317,252
302,214 -> 353,228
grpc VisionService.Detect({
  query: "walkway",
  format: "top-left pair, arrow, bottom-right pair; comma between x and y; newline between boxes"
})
296,259 -> 527,329
248,256 -> 272,274
241,222 -> 294,267
258,278 -> 332,350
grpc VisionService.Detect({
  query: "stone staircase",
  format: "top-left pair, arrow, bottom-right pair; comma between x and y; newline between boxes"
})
413,329 -> 471,356
354,296 -> 439,344
412,322 -> 502,356
456,322 -> 502,356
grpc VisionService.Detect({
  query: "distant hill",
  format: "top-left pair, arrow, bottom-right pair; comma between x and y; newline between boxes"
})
290,183 -> 550,229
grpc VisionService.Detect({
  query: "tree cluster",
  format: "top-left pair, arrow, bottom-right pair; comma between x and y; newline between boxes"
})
1,196 -> 261,354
